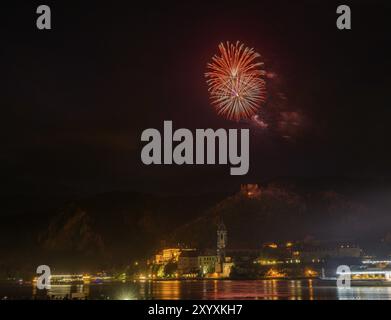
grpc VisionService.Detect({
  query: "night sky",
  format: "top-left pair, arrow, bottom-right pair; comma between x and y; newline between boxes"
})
2,0 -> 391,197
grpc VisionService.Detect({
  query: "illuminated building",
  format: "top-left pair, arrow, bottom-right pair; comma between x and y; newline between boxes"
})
221,261 -> 234,278
154,248 -> 181,264
304,268 -> 318,278
217,219 -> 227,260
298,242 -> 361,262
198,255 -> 218,275
215,219 -> 233,277
337,267 -> 391,281
260,240 -> 361,263
265,243 -> 278,249
154,254 -> 163,264
177,250 -> 199,277
361,259 -> 391,265
162,248 -> 181,262
266,268 -> 287,279
216,219 -> 227,273
49,274 -> 85,284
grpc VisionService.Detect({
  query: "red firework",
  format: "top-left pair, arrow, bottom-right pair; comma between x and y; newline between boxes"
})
205,41 -> 266,121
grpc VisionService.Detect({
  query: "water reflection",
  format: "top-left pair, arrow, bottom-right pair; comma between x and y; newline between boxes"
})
338,286 -> 391,300
308,279 -> 314,300
151,281 -> 181,300
2,280 -> 391,300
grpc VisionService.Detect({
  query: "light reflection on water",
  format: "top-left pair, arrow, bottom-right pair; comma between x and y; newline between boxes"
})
3,280 -> 391,300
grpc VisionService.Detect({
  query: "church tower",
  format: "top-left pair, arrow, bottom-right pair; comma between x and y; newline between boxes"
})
217,219 -> 227,260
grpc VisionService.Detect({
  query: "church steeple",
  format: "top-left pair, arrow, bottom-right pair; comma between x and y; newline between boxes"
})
217,219 -> 227,260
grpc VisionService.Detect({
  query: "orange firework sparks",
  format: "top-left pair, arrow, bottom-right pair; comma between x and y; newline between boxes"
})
205,41 -> 266,121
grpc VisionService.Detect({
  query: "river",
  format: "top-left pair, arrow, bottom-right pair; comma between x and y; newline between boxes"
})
1,279 -> 391,300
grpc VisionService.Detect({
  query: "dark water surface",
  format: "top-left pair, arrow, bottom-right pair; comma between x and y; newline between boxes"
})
1,280 -> 391,300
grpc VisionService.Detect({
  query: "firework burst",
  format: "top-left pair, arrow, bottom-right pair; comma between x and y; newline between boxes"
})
205,41 -> 266,121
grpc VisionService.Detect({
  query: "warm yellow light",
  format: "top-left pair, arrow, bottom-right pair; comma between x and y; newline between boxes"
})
266,268 -> 286,278
305,269 -> 318,277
